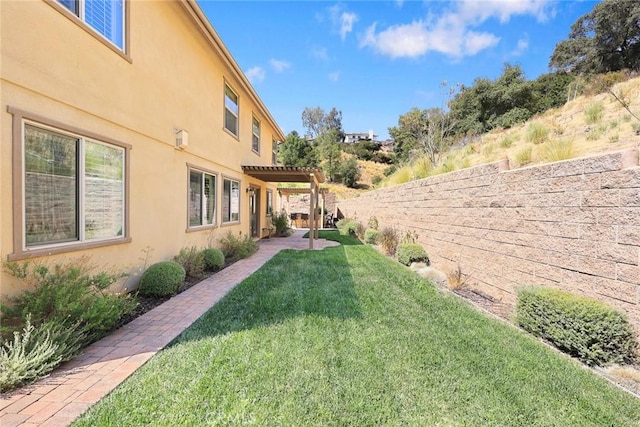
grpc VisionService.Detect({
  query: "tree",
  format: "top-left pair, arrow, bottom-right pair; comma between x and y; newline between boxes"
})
337,157 -> 360,188
278,131 -> 317,167
549,0 -> 640,74
316,129 -> 343,182
388,106 -> 454,167
301,106 -> 344,141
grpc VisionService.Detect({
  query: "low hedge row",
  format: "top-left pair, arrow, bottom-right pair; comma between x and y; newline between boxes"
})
516,287 -> 637,366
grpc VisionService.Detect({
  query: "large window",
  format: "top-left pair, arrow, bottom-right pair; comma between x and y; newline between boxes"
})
189,169 -> 216,228
24,123 -> 125,247
252,116 -> 260,153
222,178 -> 240,223
57,0 -> 125,50
224,84 -> 239,137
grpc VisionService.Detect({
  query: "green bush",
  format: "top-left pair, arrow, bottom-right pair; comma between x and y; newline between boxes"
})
364,229 -> 379,245
378,227 -> 399,256
1,259 -> 136,345
516,287 -> 638,366
336,219 -> 358,237
0,317 -> 84,392
270,211 -> 290,236
396,243 -> 430,266
219,231 -> 258,261
584,101 -> 604,124
138,261 -> 185,298
173,246 -> 206,279
202,248 -> 225,271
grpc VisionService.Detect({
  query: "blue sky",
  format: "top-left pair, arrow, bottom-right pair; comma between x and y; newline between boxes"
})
198,1 -> 597,140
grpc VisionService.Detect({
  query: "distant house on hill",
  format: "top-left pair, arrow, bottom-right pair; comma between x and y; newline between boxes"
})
344,130 -> 377,144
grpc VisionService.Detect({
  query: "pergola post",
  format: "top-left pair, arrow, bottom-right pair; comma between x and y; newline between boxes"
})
309,175 -> 316,249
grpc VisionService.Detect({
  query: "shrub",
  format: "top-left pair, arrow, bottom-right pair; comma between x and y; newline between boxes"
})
367,216 -> 379,231
173,246 -> 206,279
514,146 -> 532,165
270,211 -> 290,236
336,219 -> 358,237
378,227 -> 399,256
525,122 -> 550,145
202,248 -> 225,271
499,135 -> 515,148
1,259 -> 136,345
396,243 -> 429,266
584,101 -> 604,124
218,231 -> 258,261
541,139 -> 574,162
364,229 -> 379,245
138,261 -> 185,298
516,287 -> 638,366
355,222 -> 366,240
0,317 -> 84,392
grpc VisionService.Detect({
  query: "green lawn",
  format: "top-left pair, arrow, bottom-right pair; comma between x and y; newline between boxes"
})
75,232 -> 640,426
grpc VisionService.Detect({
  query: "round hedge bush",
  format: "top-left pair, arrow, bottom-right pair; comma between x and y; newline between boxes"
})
138,261 -> 185,297
203,248 -> 225,271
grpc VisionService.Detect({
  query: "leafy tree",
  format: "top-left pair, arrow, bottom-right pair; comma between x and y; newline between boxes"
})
530,71 -> 576,113
337,157 -> 360,188
344,140 -> 381,161
301,106 -> 344,141
278,131 -> 317,167
316,129 -> 343,182
549,0 -> 640,73
388,106 -> 454,167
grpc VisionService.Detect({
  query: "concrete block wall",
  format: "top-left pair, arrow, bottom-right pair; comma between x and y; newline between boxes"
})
337,149 -> 640,330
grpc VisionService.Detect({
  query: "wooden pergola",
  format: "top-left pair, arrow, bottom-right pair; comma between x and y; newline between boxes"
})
241,166 -> 325,249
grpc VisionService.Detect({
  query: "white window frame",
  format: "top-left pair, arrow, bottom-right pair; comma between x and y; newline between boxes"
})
252,115 -> 261,154
266,190 -> 273,216
188,166 -> 217,230
55,0 -> 126,51
222,177 -> 240,224
224,83 -> 239,137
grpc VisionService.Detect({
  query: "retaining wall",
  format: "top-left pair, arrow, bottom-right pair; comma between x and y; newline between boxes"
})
337,150 -> 640,330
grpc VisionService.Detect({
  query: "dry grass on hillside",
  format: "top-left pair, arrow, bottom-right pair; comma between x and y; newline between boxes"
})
376,77 -> 640,189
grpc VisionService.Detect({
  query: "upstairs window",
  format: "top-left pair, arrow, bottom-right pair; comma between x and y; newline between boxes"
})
58,0 -> 125,50
252,116 -> 260,153
224,84 -> 239,137
272,139 -> 278,165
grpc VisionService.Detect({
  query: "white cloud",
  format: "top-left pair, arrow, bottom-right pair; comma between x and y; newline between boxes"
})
269,59 -> 291,73
329,5 -> 358,41
311,46 -> 329,61
511,35 -> 529,57
328,71 -> 340,82
245,66 -> 265,84
359,0 -> 551,59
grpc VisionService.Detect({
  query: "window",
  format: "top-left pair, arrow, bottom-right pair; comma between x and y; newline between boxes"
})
189,168 -> 216,228
57,0 -> 125,50
24,123 -> 125,247
266,190 -> 273,215
224,84 -> 239,136
222,178 -> 240,223
252,116 -> 260,153
272,139 -> 278,165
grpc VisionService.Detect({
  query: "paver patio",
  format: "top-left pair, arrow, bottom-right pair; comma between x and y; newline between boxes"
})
0,231 -> 338,427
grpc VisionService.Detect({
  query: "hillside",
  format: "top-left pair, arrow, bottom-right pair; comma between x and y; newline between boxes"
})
346,76 -> 639,193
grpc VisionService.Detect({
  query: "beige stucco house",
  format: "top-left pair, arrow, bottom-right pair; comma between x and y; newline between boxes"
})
1,0 -> 308,297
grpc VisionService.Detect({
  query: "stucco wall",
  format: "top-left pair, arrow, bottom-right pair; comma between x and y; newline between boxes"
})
337,150 -> 640,330
1,1 -> 282,298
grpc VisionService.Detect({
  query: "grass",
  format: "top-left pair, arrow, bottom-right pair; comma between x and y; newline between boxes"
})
74,233 -> 640,426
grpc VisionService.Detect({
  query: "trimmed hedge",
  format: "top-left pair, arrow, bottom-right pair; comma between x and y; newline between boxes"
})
138,261 -> 185,298
396,243 -> 429,266
203,248 -> 225,271
516,287 -> 638,366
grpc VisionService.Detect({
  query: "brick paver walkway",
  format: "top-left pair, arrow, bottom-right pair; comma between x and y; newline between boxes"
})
0,231 -> 339,427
